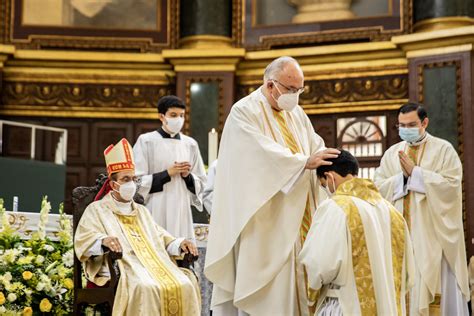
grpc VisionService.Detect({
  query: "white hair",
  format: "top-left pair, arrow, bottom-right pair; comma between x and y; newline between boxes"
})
263,56 -> 303,82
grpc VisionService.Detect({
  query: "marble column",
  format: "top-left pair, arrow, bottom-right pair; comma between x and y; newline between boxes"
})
414,0 -> 474,32
179,0 -> 232,48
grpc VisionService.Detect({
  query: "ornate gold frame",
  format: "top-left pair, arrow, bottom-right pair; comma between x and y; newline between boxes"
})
1,0 -> 178,52
235,0 -> 413,50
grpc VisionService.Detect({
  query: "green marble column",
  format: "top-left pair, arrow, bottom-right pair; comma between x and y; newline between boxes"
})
414,0 -> 474,24
180,0 -> 232,40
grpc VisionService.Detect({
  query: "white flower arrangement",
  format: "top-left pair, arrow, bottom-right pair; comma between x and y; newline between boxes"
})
0,197 -> 73,315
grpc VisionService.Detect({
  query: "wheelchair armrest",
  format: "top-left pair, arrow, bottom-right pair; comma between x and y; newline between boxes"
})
176,253 -> 199,269
101,245 -> 123,260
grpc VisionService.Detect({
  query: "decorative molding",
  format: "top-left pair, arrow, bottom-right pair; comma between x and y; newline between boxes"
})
4,211 -> 72,240
2,82 -> 172,108
3,67 -> 174,85
238,74 -> 408,104
1,81 -> 174,119
162,47 -> 245,72
392,25 -> 474,53
0,105 -> 159,119
232,0 -> 243,47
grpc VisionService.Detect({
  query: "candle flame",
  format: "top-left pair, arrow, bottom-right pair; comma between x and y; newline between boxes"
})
211,128 -> 216,133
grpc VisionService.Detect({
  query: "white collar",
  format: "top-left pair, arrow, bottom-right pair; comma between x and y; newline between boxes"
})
407,132 -> 430,147
111,193 -> 133,214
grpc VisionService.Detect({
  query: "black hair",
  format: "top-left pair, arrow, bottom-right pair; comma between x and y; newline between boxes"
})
398,102 -> 428,121
157,95 -> 186,114
316,149 -> 359,178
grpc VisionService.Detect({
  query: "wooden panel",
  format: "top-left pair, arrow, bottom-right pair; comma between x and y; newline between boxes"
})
387,111 -> 401,146
1,119 -> 44,160
90,121 -> 133,164
177,72 -> 235,135
44,120 -> 88,164
133,121 -> 160,144
89,166 -> 107,186
64,166 -> 87,214
309,115 -> 336,148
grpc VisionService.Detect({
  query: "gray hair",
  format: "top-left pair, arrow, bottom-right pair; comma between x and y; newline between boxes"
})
263,56 -> 303,82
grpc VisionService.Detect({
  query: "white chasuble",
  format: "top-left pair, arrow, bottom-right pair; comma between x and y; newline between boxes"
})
133,131 -> 206,240
75,193 -> 201,316
300,178 -> 415,316
374,133 -> 469,315
205,87 -> 325,316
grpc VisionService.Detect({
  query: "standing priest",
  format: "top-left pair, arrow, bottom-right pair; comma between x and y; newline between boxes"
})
75,138 -> 201,315
374,103 -> 470,315
205,56 -> 340,316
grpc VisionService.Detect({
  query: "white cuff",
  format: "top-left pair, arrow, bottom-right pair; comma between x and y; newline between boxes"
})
137,174 -> 153,199
281,154 -> 307,194
392,172 -> 408,201
166,237 -> 185,256
407,166 -> 426,194
85,236 -> 107,257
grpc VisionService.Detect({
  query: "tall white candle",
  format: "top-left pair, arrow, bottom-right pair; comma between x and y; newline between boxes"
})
208,128 -> 218,165
13,196 -> 18,212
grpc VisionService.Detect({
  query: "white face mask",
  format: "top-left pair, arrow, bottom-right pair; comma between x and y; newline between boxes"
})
272,82 -> 299,112
165,117 -> 184,134
113,181 -> 137,201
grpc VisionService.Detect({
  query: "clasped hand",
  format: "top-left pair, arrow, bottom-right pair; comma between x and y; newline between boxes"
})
398,151 -> 415,177
168,161 -> 192,177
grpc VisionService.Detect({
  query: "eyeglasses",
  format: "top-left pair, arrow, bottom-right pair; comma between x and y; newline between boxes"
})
396,121 -> 422,129
117,176 -> 138,183
271,79 -> 305,95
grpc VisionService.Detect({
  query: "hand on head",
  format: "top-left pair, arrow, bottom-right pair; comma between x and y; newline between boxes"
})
305,148 -> 340,170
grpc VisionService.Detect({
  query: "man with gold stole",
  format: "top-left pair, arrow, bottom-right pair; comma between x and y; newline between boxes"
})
374,103 -> 470,315
204,56 -> 340,316
300,150 -> 415,315
75,138 -> 201,316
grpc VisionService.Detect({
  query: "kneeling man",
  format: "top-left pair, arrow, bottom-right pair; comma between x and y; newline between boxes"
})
300,150 -> 414,315
75,138 -> 201,315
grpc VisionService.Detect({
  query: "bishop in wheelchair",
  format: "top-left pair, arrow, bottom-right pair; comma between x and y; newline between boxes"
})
74,138 -> 201,315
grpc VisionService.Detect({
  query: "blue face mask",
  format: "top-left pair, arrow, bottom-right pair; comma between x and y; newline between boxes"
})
399,127 -> 420,143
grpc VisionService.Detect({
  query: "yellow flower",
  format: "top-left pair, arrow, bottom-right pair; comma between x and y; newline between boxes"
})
23,306 -> 33,316
63,278 -> 74,290
0,292 -> 4,305
22,271 -> 33,280
39,298 -> 52,312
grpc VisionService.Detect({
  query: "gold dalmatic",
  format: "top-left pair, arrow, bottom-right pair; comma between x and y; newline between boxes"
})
115,210 -> 184,316
334,179 -> 406,315
332,194 -> 377,315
